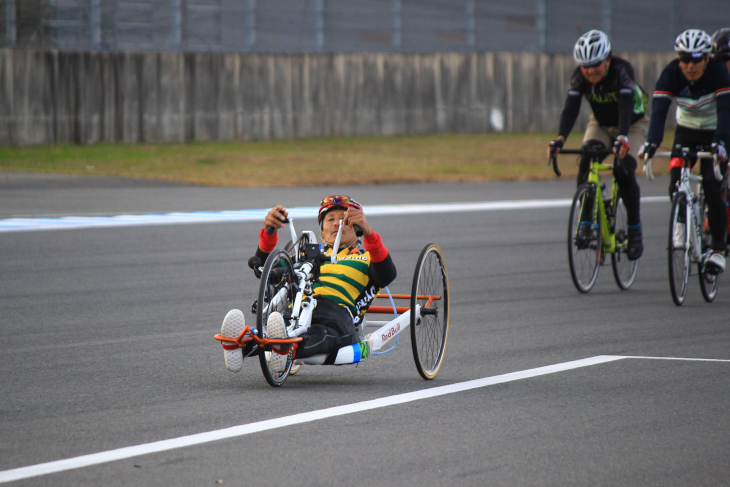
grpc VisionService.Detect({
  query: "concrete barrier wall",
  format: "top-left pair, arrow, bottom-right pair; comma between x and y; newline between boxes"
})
0,49 -> 677,145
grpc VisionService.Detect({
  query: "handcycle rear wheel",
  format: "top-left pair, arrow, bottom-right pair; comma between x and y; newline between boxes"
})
668,192 -> 690,306
410,243 -> 449,380
699,202 -> 720,302
257,250 -> 296,387
611,194 -> 638,290
568,184 -> 602,293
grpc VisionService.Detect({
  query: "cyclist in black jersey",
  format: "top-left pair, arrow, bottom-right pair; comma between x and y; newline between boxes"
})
549,30 -> 648,261
711,28 -> 730,73
639,29 -> 730,273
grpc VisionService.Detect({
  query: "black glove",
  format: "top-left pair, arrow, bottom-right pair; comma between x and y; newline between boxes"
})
549,138 -> 565,155
637,141 -> 657,159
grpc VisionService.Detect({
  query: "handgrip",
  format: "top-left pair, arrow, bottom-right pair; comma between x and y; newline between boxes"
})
353,224 -> 363,237
265,209 -> 290,234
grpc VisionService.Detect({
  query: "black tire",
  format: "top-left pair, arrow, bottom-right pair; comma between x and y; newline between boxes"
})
410,244 -> 449,380
699,202 -> 720,302
611,195 -> 639,290
668,192 -> 690,306
257,250 -> 295,387
568,184 -> 602,293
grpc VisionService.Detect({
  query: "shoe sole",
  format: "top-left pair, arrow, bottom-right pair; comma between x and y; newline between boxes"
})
267,312 -> 288,374
221,309 -> 246,372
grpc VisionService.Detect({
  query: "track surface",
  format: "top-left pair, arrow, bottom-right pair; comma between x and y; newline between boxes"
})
1,173 -> 729,486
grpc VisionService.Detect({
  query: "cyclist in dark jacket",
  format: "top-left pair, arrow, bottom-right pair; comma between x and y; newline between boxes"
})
639,29 -> 730,273
549,30 -> 648,261
711,28 -> 730,73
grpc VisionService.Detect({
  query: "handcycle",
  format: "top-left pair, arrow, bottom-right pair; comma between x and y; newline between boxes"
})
549,142 -> 639,293
214,215 -> 450,387
643,145 -> 721,305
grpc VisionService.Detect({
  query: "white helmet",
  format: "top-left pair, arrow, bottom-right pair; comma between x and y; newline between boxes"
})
573,30 -> 611,66
674,29 -> 712,54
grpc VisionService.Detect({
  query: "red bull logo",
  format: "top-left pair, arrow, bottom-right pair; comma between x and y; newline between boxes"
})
382,323 -> 401,342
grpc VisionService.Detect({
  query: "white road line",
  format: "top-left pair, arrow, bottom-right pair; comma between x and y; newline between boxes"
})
622,355 -> 730,362
2,353 -> 725,483
0,196 -> 669,233
0,355 -> 624,483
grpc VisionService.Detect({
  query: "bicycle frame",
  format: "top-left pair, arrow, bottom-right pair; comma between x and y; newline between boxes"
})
585,161 -> 619,254
654,149 -> 714,263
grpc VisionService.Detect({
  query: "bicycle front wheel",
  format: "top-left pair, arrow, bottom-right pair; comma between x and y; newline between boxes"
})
611,194 -> 638,290
410,244 -> 449,380
668,192 -> 690,306
568,184 -> 601,293
257,250 -> 295,387
699,201 -> 720,302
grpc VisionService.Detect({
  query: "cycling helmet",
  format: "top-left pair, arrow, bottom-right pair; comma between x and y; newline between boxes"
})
711,28 -> 730,57
674,29 -> 712,54
317,195 -> 362,224
573,30 -> 611,66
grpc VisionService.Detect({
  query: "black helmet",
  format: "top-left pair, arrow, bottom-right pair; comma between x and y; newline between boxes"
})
711,28 -> 730,58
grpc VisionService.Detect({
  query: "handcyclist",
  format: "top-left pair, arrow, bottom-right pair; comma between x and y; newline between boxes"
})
638,29 -> 730,273
548,29 -> 648,261
220,195 -> 397,373
711,28 -> 730,73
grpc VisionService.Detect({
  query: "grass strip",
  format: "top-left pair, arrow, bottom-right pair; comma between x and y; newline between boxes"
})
0,132 -> 675,186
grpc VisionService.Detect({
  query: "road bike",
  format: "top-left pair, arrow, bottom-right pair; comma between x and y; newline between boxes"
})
644,146 -> 720,305
549,143 -> 638,293
215,216 -> 450,387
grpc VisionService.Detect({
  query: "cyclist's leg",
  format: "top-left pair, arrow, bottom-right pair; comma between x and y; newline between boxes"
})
618,118 -> 648,227
578,115 -> 611,186
700,158 -> 728,252
294,298 -> 358,363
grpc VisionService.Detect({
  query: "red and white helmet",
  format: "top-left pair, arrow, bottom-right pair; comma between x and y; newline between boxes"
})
317,195 -> 362,224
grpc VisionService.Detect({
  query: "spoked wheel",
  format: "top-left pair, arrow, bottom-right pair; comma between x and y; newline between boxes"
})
568,184 -> 602,293
699,203 -> 720,302
611,195 -> 638,290
410,244 -> 449,380
257,250 -> 296,387
668,192 -> 690,306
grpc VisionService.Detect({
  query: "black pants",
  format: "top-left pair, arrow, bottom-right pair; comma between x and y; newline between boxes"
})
668,126 -> 728,251
295,298 -> 359,364
577,140 -> 641,226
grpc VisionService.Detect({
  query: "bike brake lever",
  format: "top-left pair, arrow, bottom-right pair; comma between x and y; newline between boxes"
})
643,156 -> 655,181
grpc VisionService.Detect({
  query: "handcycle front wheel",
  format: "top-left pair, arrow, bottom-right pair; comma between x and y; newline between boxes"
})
668,192 -> 691,306
568,184 -> 602,293
410,243 -> 449,380
611,195 -> 639,290
257,250 -> 296,387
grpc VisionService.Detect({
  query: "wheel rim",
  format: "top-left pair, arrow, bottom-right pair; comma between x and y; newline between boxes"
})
669,195 -> 690,305
568,186 -> 601,293
257,251 -> 294,386
611,197 -> 638,289
411,245 -> 449,380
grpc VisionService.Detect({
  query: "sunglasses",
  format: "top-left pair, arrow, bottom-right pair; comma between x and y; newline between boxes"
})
581,60 -> 604,69
678,54 -> 707,64
320,195 -> 356,207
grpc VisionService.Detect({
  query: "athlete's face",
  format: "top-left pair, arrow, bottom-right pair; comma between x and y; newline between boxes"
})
580,58 -> 610,84
679,55 -> 709,82
321,209 -> 357,248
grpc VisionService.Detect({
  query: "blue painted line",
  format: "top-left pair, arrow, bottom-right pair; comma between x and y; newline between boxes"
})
0,197 -> 669,233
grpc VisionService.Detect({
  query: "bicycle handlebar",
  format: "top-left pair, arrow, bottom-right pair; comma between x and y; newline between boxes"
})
644,148 -> 718,182
548,147 -> 618,179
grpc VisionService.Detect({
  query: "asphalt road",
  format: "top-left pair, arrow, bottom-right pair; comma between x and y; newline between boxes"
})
1,172 -> 729,486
